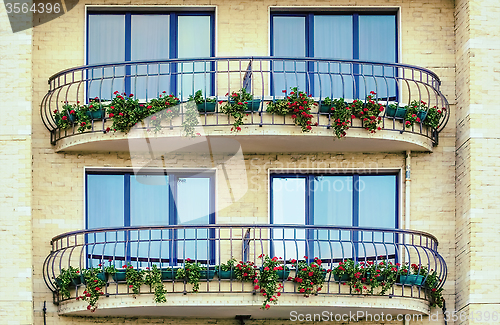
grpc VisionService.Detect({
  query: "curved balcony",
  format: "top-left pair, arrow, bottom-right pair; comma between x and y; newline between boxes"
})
41,57 -> 450,153
44,224 -> 447,318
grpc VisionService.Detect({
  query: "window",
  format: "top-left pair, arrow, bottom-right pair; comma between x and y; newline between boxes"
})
271,11 -> 397,100
87,10 -> 215,100
270,173 -> 398,261
86,170 -> 215,266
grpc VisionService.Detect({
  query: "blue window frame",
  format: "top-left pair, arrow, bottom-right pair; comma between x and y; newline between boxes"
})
270,173 -> 398,262
87,10 -> 215,101
85,170 -> 216,267
271,11 -> 398,100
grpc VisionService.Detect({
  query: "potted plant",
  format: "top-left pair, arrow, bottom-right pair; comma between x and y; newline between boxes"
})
256,254 -> 285,310
125,264 -> 144,295
350,91 -> 384,133
292,257 -> 329,297
55,266 -> 82,299
398,263 -> 426,286
332,259 -> 353,282
327,98 -> 351,138
217,258 -> 237,279
182,101 -> 200,138
234,260 -> 258,282
423,269 -> 444,308
404,100 -> 428,128
423,106 -> 445,129
220,88 -> 255,131
385,103 -> 407,118
78,267 -> 106,312
53,101 -> 79,129
86,97 -> 105,120
107,92 -> 141,133
175,258 -> 206,293
189,90 -> 217,113
144,265 -> 167,303
266,87 -> 317,132
146,91 -> 181,132
160,267 -> 179,280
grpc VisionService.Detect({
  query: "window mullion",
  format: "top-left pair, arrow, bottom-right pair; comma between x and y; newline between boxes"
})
124,13 -> 132,95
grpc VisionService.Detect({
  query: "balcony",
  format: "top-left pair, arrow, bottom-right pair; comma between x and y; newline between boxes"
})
40,57 -> 450,153
43,224 -> 447,318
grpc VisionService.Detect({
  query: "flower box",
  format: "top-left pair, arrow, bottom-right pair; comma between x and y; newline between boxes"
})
333,274 -> 350,282
199,270 -> 216,280
398,274 -> 425,286
86,108 -> 105,120
196,102 -> 216,113
161,268 -> 179,280
385,104 -> 407,118
217,270 -> 236,280
245,99 -> 262,112
319,102 -> 333,113
112,270 -> 126,282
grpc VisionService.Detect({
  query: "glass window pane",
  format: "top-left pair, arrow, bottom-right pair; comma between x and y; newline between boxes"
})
87,15 -> 126,100
178,15 -> 212,100
314,15 -> 354,99
130,175 -> 170,267
359,15 -> 397,100
272,16 -> 307,95
272,177 -> 306,260
86,174 -> 125,266
358,175 -> 397,259
177,177 -> 211,262
131,15 -> 171,100
312,176 -> 353,260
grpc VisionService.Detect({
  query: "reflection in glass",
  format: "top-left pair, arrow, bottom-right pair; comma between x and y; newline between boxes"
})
272,177 -> 306,260
177,177 -> 211,261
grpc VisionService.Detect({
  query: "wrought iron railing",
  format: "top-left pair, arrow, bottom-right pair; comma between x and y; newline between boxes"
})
41,57 -> 450,146
43,224 -> 447,305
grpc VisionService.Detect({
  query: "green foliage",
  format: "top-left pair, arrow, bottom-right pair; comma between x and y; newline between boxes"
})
144,265 -> 167,303
266,87 -> 316,132
176,259 -> 204,293
257,254 -> 285,310
53,102 -> 79,129
108,92 -> 141,133
188,90 -> 216,105
324,98 -> 351,138
79,268 -> 106,312
55,266 -> 81,299
404,100 -> 427,128
423,105 -> 445,129
234,260 -> 258,282
350,91 -> 384,133
292,257 -> 329,297
219,258 -> 236,272
220,88 -> 254,131
124,264 -> 144,295
182,101 -> 200,138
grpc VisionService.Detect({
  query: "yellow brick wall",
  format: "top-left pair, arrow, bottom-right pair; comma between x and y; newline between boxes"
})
455,0 -> 500,324
28,0 -> 456,324
0,1 -> 34,324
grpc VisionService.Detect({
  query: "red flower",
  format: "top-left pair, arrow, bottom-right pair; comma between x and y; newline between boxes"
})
62,116 -> 67,121
87,305 -> 91,310
129,285 -> 133,288
296,278 -> 303,283
80,122 -> 86,126
147,105 -> 152,109
299,288 -> 305,293
432,288 -> 437,292
114,91 -> 119,94
118,112 -> 124,116
265,304 -> 270,309
291,114 -> 296,118
129,94 -> 134,97
264,267 -> 269,271
282,90 -> 287,93
308,272 -> 314,277
70,110 -> 75,114
254,285 -> 259,290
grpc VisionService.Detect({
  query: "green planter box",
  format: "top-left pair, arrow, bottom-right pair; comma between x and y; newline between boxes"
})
319,102 -> 333,113
196,102 -> 216,113
417,110 -> 427,123
385,105 -> 407,118
333,273 -> 350,282
86,108 -> 105,120
245,99 -> 262,112
277,269 -> 290,280
398,274 -> 425,286
161,268 -> 178,280
112,270 -> 126,282
199,270 -> 216,280
217,270 -> 236,280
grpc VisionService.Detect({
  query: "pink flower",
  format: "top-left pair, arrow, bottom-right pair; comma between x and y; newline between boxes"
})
118,112 -> 123,116
70,110 -> 75,114
109,113 -> 114,117
62,116 -> 67,121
